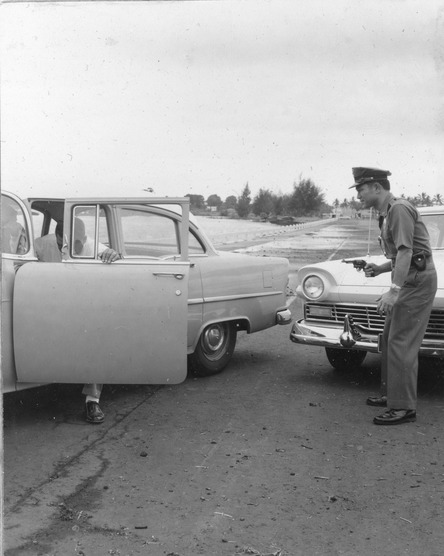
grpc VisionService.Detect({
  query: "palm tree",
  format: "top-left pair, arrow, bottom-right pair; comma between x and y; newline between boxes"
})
415,192 -> 432,207
333,198 -> 340,217
433,193 -> 443,205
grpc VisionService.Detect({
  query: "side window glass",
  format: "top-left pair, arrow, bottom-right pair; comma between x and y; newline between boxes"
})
48,219 -> 58,234
31,210 -> 45,239
119,208 -> 179,258
423,215 -> 444,249
31,213 -> 58,240
71,206 -> 110,258
189,230 -> 205,255
1,196 -> 30,255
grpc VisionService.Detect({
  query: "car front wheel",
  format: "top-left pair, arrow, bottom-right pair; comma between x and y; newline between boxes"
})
189,322 -> 237,377
325,347 -> 367,370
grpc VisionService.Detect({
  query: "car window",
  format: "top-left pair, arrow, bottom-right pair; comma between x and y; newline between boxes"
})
71,205 -> 110,258
423,214 -> 444,249
119,208 -> 180,258
189,229 -> 205,255
118,207 -> 205,258
31,211 -> 58,238
31,210 -> 44,238
1,195 -> 30,255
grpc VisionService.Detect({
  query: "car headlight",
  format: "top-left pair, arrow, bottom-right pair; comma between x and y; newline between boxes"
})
302,274 -> 325,299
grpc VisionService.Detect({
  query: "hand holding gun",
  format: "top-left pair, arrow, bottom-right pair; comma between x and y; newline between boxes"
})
341,259 -> 368,271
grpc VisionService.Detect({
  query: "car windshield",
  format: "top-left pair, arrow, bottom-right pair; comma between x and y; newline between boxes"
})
423,214 -> 444,250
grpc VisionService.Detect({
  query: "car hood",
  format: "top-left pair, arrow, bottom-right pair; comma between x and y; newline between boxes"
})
302,251 -> 444,284
296,251 -> 444,305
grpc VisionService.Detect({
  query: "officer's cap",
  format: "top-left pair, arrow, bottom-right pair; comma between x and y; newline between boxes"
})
349,167 -> 391,189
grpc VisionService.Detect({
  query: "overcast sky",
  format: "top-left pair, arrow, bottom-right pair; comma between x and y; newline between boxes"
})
1,0 -> 443,204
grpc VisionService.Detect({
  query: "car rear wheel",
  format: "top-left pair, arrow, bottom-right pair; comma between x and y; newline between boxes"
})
189,322 -> 237,376
325,347 -> 367,370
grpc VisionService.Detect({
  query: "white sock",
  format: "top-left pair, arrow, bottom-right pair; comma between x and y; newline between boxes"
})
85,396 -> 100,404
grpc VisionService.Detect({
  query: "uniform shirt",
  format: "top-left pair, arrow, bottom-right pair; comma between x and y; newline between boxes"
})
378,193 -> 432,260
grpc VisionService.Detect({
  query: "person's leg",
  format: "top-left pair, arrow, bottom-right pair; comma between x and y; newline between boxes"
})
386,270 -> 436,410
82,384 -> 104,424
82,383 -> 103,402
374,267 -> 437,425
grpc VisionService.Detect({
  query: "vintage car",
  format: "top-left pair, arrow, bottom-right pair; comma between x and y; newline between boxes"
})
290,206 -> 444,369
1,191 -> 291,393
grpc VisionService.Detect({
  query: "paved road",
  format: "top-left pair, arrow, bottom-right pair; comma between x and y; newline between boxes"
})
3,220 -> 443,556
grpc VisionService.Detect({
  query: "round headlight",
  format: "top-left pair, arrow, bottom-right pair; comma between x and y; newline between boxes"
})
302,275 -> 325,299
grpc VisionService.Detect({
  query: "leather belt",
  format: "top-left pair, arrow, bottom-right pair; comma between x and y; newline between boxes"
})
391,255 -> 432,270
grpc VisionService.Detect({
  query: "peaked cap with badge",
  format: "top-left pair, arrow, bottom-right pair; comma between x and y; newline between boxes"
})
349,167 -> 391,189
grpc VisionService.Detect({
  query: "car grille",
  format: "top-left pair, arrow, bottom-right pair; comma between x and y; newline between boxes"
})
305,303 -> 444,340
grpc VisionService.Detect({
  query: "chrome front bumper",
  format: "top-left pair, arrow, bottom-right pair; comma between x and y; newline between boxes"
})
290,314 -> 444,358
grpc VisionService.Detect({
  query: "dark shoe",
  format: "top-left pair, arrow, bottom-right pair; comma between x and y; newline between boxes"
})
366,395 -> 387,407
373,409 -> 416,426
85,401 -> 104,424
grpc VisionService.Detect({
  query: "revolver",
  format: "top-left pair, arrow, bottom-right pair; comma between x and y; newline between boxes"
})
341,258 -> 368,271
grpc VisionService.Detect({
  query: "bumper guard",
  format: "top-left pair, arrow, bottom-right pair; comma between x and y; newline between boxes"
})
290,314 -> 444,357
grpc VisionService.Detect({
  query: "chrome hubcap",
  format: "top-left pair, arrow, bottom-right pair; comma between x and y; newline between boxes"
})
203,325 -> 225,354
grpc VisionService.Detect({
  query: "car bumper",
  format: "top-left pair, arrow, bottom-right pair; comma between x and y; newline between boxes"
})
277,308 -> 292,325
290,318 -> 444,358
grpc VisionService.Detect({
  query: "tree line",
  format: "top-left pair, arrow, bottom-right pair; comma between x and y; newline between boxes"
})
333,192 -> 443,213
186,179 -> 443,219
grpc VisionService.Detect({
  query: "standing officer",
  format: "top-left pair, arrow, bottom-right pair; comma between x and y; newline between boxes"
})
350,167 -> 437,425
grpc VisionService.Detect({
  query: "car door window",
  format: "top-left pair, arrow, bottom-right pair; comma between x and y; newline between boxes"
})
119,207 -> 205,258
119,208 -> 180,258
71,205 -> 110,258
189,229 -> 205,255
1,196 -> 29,255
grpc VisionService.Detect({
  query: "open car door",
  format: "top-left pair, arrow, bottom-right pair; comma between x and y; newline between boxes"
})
13,261 -> 189,384
13,197 -> 191,385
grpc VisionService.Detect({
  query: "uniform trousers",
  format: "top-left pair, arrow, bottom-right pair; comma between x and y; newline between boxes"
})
380,263 -> 437,410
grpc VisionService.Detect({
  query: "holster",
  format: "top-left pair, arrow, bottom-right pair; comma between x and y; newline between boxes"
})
411,251 -> 427,271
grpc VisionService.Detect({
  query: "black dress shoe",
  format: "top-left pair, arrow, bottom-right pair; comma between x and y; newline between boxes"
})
366,395 -> 387,407
85,401 -> 105,424
373,409 -> 416,425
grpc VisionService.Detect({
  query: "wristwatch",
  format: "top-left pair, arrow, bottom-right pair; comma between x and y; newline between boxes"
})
390,283 -> 401,292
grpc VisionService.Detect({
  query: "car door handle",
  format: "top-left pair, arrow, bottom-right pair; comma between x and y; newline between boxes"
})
153,272 -> 185,280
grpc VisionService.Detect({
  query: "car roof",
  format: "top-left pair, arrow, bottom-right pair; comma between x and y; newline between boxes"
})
23,194 -> 199,225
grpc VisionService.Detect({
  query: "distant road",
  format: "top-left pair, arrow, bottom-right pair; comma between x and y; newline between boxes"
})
197,216 -> 339,250
205,218 -> 380,262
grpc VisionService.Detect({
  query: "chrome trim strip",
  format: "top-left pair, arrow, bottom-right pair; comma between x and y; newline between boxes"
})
188,298 -> 204,305
204,291 -> 283,303
188,292 -> 286,306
